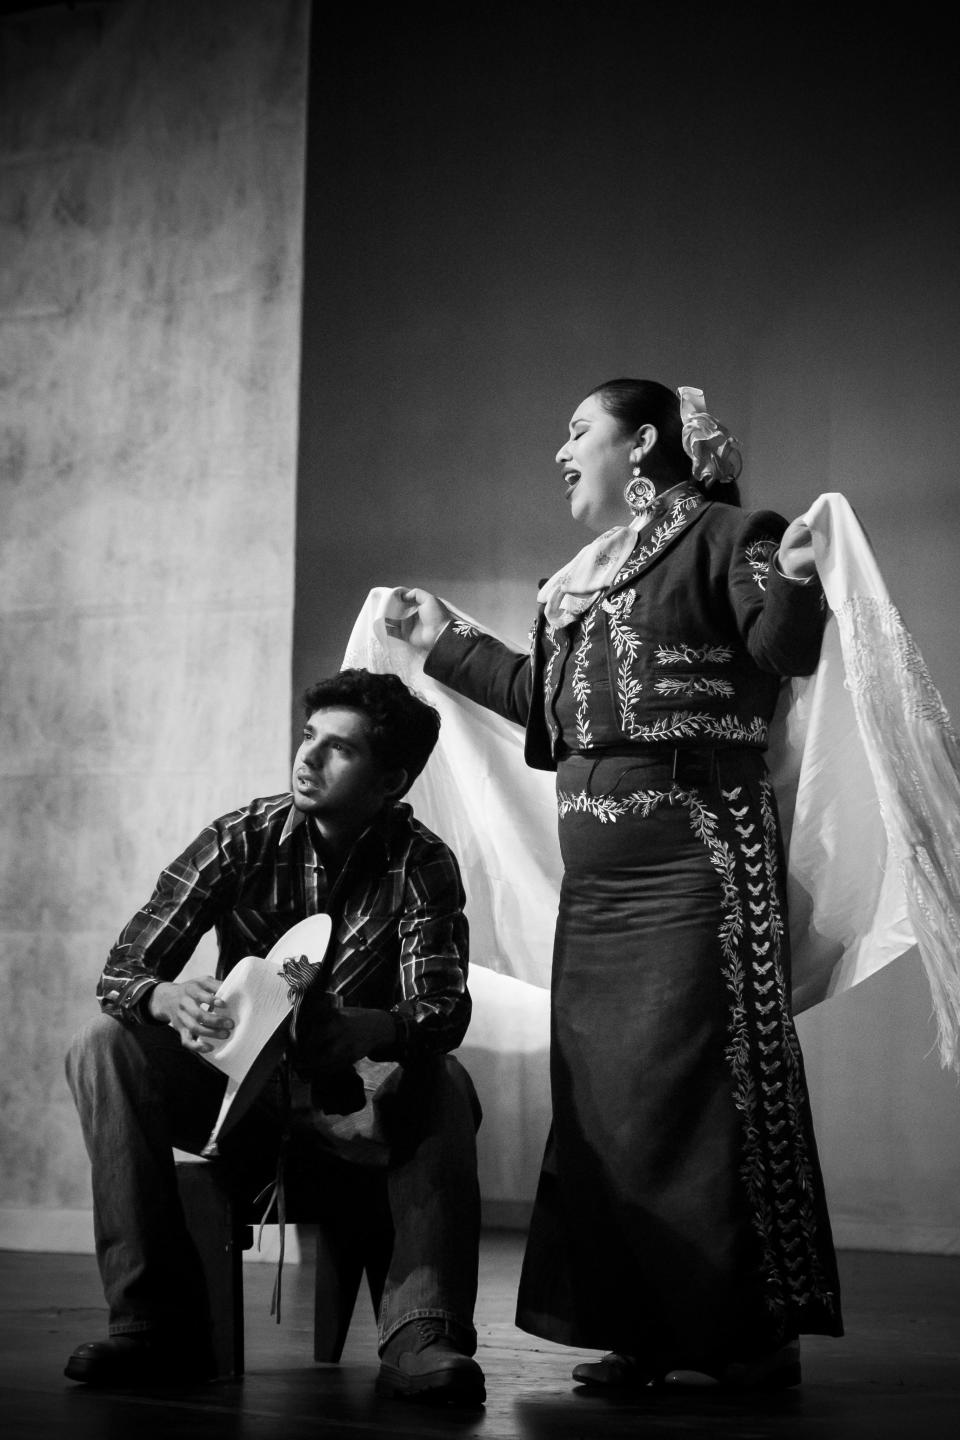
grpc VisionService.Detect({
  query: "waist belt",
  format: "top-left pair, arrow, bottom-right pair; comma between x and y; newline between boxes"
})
560,744 -> 766,788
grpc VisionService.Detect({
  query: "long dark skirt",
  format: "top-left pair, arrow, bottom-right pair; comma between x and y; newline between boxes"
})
515,748 -> 843,1368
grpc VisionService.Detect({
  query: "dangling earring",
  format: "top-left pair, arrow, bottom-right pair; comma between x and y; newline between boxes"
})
623,464 -> 657,515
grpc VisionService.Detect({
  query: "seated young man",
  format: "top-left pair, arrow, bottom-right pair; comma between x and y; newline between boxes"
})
64,669 -> 484,1405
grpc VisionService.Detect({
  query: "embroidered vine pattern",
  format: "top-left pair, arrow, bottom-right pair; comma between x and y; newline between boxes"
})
654,676 -> 735,699
542,488 -> 773,751
602,589 -> 642,659
758,781 -> 787,955
571,607 -> 598,749
655,643 -> 733,666
556,786 -> 673,824
592,492 -> 765,746
603,606 -> 755,739
651,643 -> 735,700
612,493 -> 703,586
540,622 -> 562,740
678,781 -> 781,1316
620,709 -> 768,745
708,780 -> 837,1318
758,780 -> 835,1310
451,619 -> 480,639
745,538 -> 778,592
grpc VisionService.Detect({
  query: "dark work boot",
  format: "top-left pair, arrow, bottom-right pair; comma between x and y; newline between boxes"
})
64,1333 -> 212,1387
377,1319 -> 485,1406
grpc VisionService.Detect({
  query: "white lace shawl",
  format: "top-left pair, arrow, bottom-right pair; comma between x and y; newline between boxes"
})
344,493 -> 960,1071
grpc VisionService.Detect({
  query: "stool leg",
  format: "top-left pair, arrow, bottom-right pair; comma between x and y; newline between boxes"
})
362,1178 -> 393,1322
313,1220 -> 365,1363
364,1244 -> 391,1321
175,1161 -> 245,1379
312,1171 -> 394,1362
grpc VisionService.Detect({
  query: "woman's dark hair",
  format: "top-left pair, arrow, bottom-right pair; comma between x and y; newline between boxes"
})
590,377 -> 742,506
303,668 -> 440,795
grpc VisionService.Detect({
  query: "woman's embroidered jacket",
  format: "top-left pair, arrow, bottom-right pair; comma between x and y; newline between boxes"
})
424,492 -> 826,771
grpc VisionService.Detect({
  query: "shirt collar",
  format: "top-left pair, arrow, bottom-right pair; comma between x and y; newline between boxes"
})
279,800 -> 304,847
279,796 -> 408,857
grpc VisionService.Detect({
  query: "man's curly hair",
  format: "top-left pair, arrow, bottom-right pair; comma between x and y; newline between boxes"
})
302,668 -> 440,795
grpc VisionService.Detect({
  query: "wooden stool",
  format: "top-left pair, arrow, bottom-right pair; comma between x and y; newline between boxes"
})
175,1156 -> 393,1378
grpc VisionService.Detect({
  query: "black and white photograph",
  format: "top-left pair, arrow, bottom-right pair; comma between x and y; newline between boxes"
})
1,2 -> 958,1436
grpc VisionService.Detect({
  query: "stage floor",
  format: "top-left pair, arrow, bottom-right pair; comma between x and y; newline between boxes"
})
1,1235 -> 959,1439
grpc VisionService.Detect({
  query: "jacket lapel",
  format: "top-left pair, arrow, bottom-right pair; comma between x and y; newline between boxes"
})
603,490 -> 711,600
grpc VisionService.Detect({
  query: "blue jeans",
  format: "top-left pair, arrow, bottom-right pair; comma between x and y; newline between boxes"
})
65,1014 -> 481,1354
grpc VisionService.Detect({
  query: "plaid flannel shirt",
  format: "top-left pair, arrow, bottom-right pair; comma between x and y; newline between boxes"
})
97,794 -> 471,1063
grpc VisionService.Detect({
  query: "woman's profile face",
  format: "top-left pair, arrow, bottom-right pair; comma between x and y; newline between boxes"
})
555,393 -> 635,535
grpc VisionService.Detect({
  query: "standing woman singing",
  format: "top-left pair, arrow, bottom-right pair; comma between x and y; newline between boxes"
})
397,379 -> 842,1388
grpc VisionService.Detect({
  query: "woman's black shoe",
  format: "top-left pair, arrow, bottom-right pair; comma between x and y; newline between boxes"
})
571,1352 -> 654,1388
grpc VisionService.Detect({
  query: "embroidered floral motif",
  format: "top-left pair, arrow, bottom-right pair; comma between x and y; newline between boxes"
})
620,709 -> 768,745
745,538 -> 778,592
757,780 -> 835,1310
758,781 -> 786,955
609,659 -> 637,731
542,623 -> 562,729
599,588 -> 645,731
601,587 -> 638,630
651,644 -> 734,702
542,485 -> 768,753
654,676 -> 735,699
556,786 -> 671,824
711,781 -> 786,1315
571,607 -> 597,749
604,603 -> 744,732
451,619 -> 480,639
612,493 -> 703,588
707,782 -> 836,1318
589,491 -> 766,748
655,643 -> 734,666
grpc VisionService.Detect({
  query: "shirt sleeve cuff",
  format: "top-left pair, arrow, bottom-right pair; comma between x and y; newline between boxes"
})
369,1010 -> 411,1063
113,977 -> 163,1024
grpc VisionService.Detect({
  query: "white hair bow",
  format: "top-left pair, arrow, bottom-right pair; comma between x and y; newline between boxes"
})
678,386 -> 742,487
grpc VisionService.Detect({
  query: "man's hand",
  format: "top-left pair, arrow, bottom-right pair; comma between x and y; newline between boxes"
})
148,976 -> 233,1053
777,518 -> 817,583
297,1005 -> 397,1071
